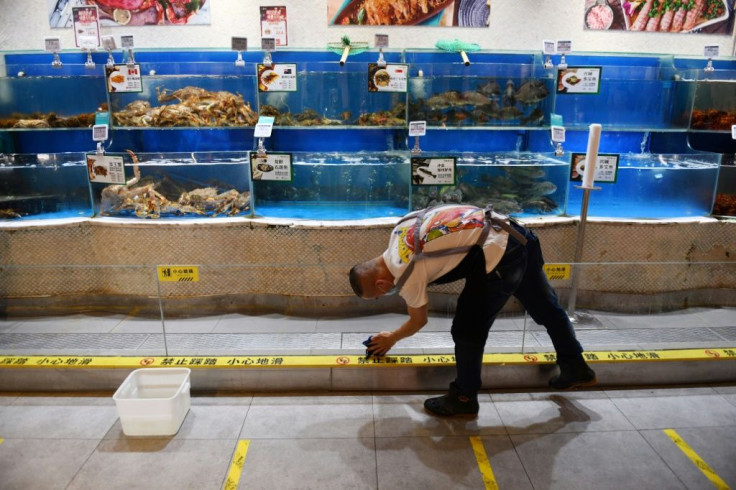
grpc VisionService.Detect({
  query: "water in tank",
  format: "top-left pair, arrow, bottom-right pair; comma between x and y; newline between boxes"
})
251,151 -> 410,219
0,152 -> 93,220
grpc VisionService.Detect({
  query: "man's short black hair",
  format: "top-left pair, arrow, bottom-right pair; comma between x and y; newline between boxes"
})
348,265 -> 363,297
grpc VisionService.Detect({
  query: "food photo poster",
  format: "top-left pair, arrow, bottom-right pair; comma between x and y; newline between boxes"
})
49,0 -> 211,28
584,0 -> 735,34
328,0 -> 491,27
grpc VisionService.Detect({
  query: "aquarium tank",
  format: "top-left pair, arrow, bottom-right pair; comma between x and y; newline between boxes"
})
0,152 -> 94,220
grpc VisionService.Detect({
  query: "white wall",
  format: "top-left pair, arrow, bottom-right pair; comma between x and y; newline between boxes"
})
1,0 -> 734,56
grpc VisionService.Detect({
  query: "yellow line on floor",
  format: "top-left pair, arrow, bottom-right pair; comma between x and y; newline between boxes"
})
0,348 -> 734,370
470,436 -> 499,490
223,439 -> 250,490
663,429 -> 730,490
0,438 -> 3,445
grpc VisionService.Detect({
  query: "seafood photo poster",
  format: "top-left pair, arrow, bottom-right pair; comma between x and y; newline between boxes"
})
584,0 -> 735,35
328,0 -> 491,27
48,0 -> 211,28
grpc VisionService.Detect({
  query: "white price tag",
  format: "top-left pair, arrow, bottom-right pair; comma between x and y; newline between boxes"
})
92,124 -> 108,142
232,37 -> 248,51
409,121 -> 426,137
44,37 -> 61,53
86,154 -> 125,184
375,34 -> 389,48
120,35 -> 134,48
412,157 -> 456,186
557,40 -> 572,54
254,116 -> 275,138
251,152 -> 292,181
731,124 -> 736,139
543,40 -> 556,55
102,35 -> 116,51
551,126 -> 565,143
78,35 -> 98,50
261,37 -> 276,51
704,45 -> 720,58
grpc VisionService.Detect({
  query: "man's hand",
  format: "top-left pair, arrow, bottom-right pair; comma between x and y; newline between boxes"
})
367,331 -> 396,357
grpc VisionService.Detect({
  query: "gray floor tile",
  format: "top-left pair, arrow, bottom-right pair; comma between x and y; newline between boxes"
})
240,395 -> 374,439
0,438 -> 100,490
640,427 -> 736,490
495,394 -> 635,434
10,314 -> 126,333
721,394 -> 736,409
0,405 -> 118,439
375,436 -> 486,489
67,439 -> 233,490
696,307 -> 736,327
596,308 -> 717,329
710,384 -> 736,395
240,438 -> 377,490
474,435 -> 534,490
0,319 -> 21,333
604,386 -> 718,398
11,395 -> 115,406
0,395 -> 17,406
213,313 -> 318,333
373,393 -> 506,436
113,315 -> 219,334
511,431 -> 686,490
611,393 -> 736,429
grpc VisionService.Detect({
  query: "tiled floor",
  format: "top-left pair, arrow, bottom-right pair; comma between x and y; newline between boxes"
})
1,385 -> 735,489
1,307 -> 734,356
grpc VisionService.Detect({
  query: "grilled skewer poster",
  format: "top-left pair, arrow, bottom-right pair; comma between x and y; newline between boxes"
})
412,157 -> 456,186
583,0 -> 735,35
328,0 -> 491,27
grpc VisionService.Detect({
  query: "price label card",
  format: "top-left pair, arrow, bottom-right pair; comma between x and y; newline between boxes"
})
368,63 -> 408,92
557,40 -> 572,54
72,6 -> 100,49
409,121 -> 426,137
570,153 -> 619,183
261,37 -> 276,51
411,157 -> 456,186
543,40 -> 556,55
551,126 -> 566,143
102,35 -> 116,51
157,266 -> 200,283
232,37 -> 248,51
105,64 -> 142,93
257,63 -> 297,92
86,154 -> 125,184
557,66 -> 601,94
704,45 -> 720,58
92,124 -> 108,142
731,124 -> 735,139
44,37 -> 61,53
260,7 -> 288,47
120,35 -> 134,48
254,116 -> 275,137
375,34 -> 389,48
250,152 -> 292,181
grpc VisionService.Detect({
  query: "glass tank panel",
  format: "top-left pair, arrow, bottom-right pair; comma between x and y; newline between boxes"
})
566,152 -> 721,219
690,71 -> 736,131
90,151 -> 252,219
0,152 -> 93,220
406,60 -> 553,128
251,151 -> 410,219
411,152 -> 569,217
258,62 -> 406,127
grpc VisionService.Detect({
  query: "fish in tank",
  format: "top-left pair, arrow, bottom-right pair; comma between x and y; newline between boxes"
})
411,153 -> 568,217
566,153 -> 720,219
408,75 -> 552,127
251,152 -> 410,220
0,153 -> 94,220
93,151 -> 251,219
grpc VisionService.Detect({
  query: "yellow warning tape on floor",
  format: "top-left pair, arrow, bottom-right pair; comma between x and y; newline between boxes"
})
0,348 -> 734,370
663,429 -> 730,490
470,436 -> 499,490
223,439 -> 250,490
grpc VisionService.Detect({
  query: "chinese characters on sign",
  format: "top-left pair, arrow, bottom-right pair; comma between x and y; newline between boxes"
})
86,154 -> 125,184
557,67 -> 602,94
260,6 -> 288,46
368,63 -> 408,93
105,64 -> 143,93
250,153 -> 293,181
257,64 -> 297,92
411,157 -> 456,185
570,153 -> 619,183
543,264 -> 571,280
157,266 -> 200,282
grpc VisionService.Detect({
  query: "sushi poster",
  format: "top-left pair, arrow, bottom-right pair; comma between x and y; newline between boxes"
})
328,0 -> 491,27
583,0 -> 735,35
48,0 -> 211,28
411,157 -> 456,186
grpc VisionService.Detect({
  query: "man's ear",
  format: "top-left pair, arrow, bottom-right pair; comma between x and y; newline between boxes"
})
375,278 -> 392,292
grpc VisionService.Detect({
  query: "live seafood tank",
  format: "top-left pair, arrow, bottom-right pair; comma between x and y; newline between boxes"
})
251,152 -> 410,220
410,152 -> 569,217
90,151 -> 252,219
0,152 -> 94,220
257,59 -> 406,127
404,51 -> 553,128
0,54 -> 109,153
